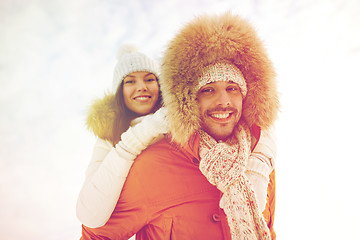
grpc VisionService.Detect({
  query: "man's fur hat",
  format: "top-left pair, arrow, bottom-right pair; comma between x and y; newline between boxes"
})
160,12 -> 279,146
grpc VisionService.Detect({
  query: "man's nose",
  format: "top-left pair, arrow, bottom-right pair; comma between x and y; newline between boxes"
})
215,90 -> 231,106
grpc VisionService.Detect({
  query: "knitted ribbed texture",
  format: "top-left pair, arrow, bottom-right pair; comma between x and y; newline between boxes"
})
197,62 -> 247,97
245,154 -> 272,212
198,122 -> 271,240
120,108 -> 168,155
112,45 -> 160,93
246,153 -> 272,182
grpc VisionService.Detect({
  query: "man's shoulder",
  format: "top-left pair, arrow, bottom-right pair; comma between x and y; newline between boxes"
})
134,137 -> 175,164
133,136 -> 195,167
143,137 -> 174,153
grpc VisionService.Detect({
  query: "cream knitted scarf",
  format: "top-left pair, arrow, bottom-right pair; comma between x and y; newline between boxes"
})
198,122 -> 271,240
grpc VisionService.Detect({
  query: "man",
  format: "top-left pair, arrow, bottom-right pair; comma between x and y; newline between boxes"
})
82,12 -> 279,240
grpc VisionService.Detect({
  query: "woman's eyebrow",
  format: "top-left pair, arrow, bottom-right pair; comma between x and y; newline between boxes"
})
145,73 -> 156,77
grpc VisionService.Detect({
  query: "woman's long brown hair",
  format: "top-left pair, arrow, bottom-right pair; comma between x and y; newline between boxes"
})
111,79 -> 162,146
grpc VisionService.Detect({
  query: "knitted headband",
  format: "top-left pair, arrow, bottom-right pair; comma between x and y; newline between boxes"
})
112,45 -> 160,93
197,62 -> 247,97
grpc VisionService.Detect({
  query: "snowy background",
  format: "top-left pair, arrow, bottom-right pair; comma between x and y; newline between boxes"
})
1,0 -> 360,239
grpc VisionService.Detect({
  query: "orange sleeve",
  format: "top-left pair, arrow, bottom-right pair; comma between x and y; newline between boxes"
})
262,169 -> 276,240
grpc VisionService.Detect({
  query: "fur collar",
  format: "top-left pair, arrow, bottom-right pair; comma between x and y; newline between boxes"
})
86,93 -> 116,142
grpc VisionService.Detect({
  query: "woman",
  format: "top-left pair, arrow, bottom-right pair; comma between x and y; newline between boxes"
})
76,45 -> 168,228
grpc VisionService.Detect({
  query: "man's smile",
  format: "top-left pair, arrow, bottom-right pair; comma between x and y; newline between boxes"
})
208,112 -> 233,122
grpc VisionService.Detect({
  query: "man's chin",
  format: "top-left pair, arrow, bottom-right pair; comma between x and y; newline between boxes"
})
204,129 -> 234,142
200,119 -> 238,141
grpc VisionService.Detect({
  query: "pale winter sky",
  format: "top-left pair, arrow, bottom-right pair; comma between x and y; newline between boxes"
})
1,0 -> 360,239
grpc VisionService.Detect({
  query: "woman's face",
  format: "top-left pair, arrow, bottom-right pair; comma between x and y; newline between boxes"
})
122,71 -> 160,115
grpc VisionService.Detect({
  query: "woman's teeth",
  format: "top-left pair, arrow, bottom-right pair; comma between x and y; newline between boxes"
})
135,96 -> 150,100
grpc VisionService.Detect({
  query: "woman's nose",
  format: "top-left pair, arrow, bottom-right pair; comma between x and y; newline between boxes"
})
136,80 -> 148,91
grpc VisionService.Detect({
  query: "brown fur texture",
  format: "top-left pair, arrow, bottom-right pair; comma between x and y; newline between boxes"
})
160,13 -> 279,146
86,93 -> 117,143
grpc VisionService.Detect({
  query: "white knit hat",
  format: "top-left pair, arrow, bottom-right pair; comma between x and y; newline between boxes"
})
112,45 -> 160,92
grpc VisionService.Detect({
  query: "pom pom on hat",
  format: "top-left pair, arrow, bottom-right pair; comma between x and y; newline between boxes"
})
116,44 -> 138,60
112,44 -> 160,93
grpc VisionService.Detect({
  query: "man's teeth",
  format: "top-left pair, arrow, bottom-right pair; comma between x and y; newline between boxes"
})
211,113 -> 230,119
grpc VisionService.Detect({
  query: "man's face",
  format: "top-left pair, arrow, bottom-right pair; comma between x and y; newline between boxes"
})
197,81 -> 243,141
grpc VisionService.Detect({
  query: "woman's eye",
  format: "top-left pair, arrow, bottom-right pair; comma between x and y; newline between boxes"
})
124,80 -> 134,84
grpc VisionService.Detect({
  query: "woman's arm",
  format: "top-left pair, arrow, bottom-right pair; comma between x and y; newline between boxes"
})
76,108 -> 168,228
76,138 -> 137,228
245,128 -> 276,212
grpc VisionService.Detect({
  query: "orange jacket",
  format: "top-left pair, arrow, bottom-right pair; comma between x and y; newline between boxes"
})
82,133 -> 276,240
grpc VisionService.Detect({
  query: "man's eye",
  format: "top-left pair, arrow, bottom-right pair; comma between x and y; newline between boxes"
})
227,86 -> 239,91
201,88 -> 213,93
146,78 -> 156,82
